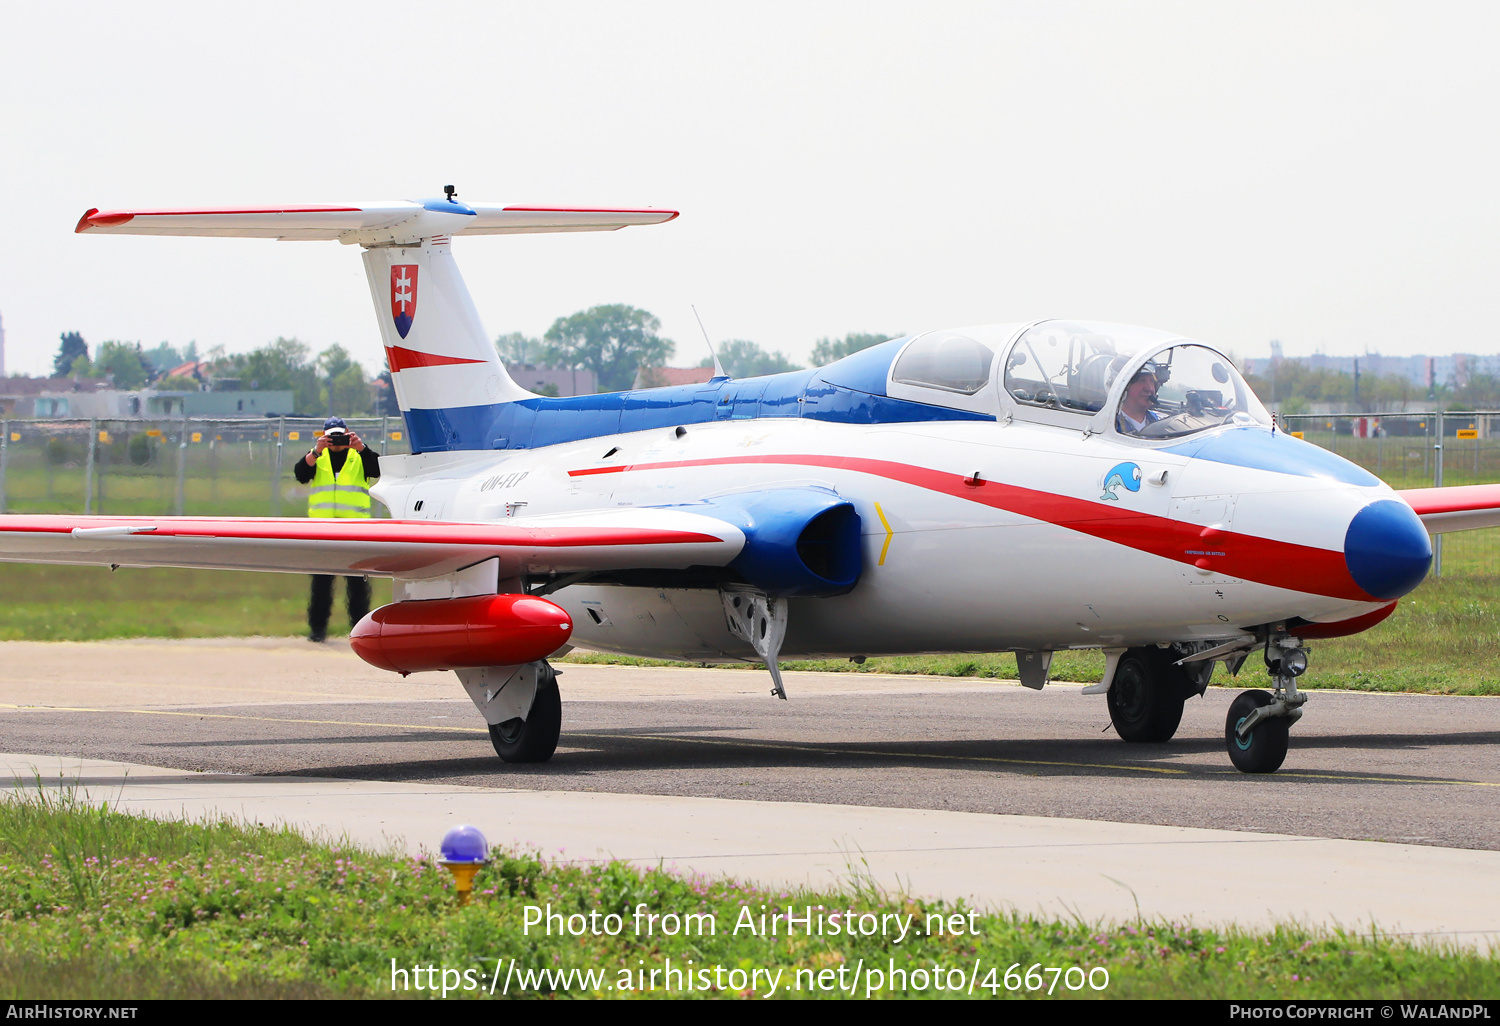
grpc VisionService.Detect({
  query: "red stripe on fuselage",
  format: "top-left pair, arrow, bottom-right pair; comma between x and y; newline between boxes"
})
384,346 -> 488,373
570,454 -> 1373,601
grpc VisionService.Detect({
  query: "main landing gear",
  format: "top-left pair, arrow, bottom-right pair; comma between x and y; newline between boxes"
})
489,661 -> 562,763
1225,638 -> 1308,774
458,660 -> 564,764
1106,646 -> 1199,742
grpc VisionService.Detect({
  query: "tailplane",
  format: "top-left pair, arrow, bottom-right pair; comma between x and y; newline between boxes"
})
76,196 -> 678,451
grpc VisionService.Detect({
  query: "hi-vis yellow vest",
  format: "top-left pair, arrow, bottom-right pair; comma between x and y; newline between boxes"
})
309,448 -> 371,518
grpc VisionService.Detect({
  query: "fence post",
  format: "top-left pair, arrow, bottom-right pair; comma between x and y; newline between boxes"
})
174,411 -> 189,516
1433,410 -> 1444,578
272,416 -> 285,516
84,419 -> 96,515
380,414 -> 388,456
0,419 -> 7,515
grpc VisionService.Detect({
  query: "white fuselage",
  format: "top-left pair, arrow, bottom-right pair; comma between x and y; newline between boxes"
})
372,415 -> 1391,662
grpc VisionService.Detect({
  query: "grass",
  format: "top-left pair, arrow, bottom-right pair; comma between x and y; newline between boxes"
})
0,563 -> 393,641
1,786 -> 1495,1000
0,562 -> 1496,694
560,574 -> 1500,696
2,442 -> 1499,694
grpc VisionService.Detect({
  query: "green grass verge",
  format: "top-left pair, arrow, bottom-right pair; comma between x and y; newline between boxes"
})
0,563 -> 393,641
1,788 -> 1494,1000
561,574 -> 1500,696
0,563 -> 1497,694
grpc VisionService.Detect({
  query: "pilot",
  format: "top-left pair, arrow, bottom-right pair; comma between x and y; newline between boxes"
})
294,416 -> 382,642
1116,365 -> 1164,435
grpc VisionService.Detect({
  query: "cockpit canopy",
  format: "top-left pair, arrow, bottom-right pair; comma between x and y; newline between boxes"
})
1002,320 -> 1270,440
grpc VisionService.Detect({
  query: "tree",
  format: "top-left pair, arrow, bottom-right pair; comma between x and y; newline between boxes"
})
495,331 -> 543,365
319,345 -> 371,416
54,332 -> 88,377
697,339 -> 802,378
809,332 -> 897,367
235,337 -> 322,413
373,370 -> 400,416
92,341 -> 149,389
543,305 -> 673,393
142,341 -> 199,380
143,342 -> 183,378
1241,363 -> 1418,414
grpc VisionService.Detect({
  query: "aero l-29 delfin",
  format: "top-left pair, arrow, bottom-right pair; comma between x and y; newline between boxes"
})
4,192 -> 1496,773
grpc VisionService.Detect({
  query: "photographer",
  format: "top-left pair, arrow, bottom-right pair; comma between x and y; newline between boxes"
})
293,416 -> 381,642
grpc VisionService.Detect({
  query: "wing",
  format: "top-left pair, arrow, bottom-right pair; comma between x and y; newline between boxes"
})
74,204 -> 403,240
0,509 -> 743,579
461,205 -> 678,234
75,202 -> 678,243
1397,484 -> 1500,533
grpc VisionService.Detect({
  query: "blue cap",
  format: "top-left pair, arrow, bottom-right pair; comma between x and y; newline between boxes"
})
440,824 -> 489,864
323,416 -> 348,431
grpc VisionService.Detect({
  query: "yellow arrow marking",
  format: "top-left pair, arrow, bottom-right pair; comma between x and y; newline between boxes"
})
874,501 -> 893,566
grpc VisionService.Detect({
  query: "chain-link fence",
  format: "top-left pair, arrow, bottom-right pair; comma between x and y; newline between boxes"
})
1,412 -> 1494,576
1283,411 -> 1500,577
0,417 -> 410,519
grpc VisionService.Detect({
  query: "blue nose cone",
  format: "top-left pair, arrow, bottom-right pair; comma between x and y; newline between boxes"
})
1344,500 -> 1432,599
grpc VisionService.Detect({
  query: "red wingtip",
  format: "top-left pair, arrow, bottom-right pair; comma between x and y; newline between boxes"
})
75,209 -> 134,233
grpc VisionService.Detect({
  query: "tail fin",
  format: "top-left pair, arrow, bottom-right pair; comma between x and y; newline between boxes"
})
76,197 -> 678,451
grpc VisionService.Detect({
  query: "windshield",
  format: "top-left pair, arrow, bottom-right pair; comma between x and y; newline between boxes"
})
1115,344 -> 1271,439
1004,321 -> 1179,414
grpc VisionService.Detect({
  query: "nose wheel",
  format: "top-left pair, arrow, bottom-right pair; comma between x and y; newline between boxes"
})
1225,637 -> 1307,774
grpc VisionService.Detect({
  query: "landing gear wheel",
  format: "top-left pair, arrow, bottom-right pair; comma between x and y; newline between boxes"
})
488,663 -> 562,764
1225,689 -> 1289,774
1107,647 -> 1188,743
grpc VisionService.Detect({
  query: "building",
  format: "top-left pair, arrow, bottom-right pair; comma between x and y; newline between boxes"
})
0,376 -> 102,417
504,364 -> 597,397
633,366 -> 716,389
17,386 -> 294,420
1241,352 -> 1500,390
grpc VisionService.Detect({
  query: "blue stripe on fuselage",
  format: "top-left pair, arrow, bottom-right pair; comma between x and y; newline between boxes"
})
401,339 -> 994,453
1161,427 -> 1380,486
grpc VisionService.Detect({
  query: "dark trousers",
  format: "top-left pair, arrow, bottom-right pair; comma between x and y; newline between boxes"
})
308,575 -> 372,635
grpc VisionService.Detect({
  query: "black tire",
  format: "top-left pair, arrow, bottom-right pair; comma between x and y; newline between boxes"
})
488,664 -> 562,764
1225,689 -> 1289,774
1107,647 -> 1188,743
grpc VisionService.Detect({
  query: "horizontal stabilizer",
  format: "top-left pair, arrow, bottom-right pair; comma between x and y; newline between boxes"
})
1397,484 -> 1500,534
0,509 -> 742,579
75,200 -> 678,245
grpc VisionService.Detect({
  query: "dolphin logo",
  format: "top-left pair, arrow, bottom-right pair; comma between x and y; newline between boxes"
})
1100,462 -> 1142,501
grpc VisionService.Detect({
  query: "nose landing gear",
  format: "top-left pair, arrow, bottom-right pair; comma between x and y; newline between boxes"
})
1225,637 -> 1308,773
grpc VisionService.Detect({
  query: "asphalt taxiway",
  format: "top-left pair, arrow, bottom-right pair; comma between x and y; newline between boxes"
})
1,637 -> 1497,945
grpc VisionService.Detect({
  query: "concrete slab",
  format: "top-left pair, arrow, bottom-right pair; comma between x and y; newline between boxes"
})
0,638 -> 1012,708
4,752 -> 1496,950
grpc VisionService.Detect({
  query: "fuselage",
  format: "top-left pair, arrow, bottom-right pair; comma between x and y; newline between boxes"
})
372,335 -> 1430,662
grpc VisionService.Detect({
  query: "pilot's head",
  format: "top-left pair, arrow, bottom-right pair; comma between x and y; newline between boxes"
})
1126,366 -> 1159,401
1120,366 -> 1161,421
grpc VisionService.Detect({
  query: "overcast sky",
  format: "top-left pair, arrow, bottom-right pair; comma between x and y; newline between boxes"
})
2,1 -> 1496,378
